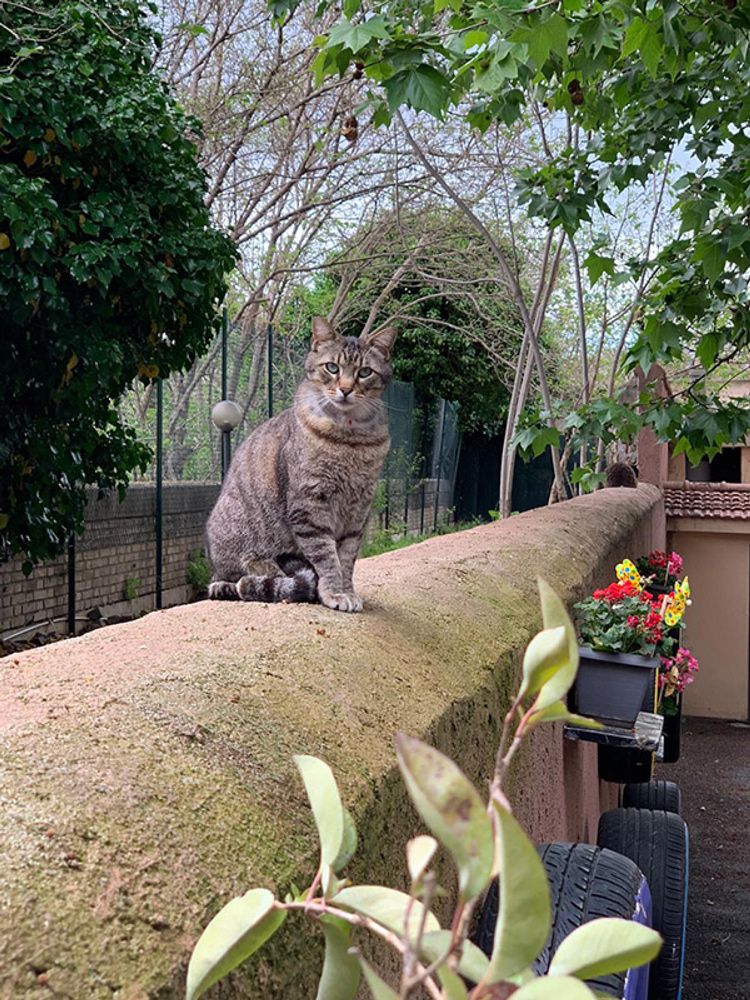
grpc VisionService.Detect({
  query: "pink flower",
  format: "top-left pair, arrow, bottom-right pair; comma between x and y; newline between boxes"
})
667,552 -> 684,576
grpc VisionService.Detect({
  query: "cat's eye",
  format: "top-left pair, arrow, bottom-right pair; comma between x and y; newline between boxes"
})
324,362 -> 339,374
358,367 -> 373,379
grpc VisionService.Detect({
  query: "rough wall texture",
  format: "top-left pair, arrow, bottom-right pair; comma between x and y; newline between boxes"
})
0,485 -> 663,999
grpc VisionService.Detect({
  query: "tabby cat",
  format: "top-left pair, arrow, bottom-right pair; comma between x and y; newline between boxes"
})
205,316 -> 396,612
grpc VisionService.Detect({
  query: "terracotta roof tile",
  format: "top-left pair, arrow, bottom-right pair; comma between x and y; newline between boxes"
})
663,480 -> 750,519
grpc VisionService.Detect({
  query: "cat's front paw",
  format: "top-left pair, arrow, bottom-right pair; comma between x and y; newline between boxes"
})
319,589 -> 363,613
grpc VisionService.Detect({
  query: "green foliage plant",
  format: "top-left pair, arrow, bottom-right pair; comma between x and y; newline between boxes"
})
122,576 -> 140,602
0,0 -> 237,570
185,580 -> 661,1000
186,549 -> 212,593
288,0 -> 750,468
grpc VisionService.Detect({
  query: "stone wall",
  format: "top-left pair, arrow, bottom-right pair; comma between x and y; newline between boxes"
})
0,484 -> 664,998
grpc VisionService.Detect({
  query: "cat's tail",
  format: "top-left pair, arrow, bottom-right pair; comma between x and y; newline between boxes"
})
237,567 -> 318,603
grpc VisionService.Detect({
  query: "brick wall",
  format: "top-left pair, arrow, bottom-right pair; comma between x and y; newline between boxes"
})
0,483 -> 219,635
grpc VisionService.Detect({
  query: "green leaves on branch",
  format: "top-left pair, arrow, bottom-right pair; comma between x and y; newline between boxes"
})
512,977 -> 597,1000
316,918 -> 361,1000
294,754 -> 346,869
547,917 -> 662,981
485,803 -> 551,984
307,0 -> 750,464
395,733 -> 494,901
331,885 -> 440,941
185,889 -> 286,1000
530,579 -> 580,713
382,65 -> 453,117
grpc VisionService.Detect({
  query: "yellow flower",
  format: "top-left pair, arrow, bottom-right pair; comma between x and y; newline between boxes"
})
675,577 -> 690,600
616,558 -> 642,591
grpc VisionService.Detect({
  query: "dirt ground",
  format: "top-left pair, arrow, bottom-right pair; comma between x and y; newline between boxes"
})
662,716 -> 750,1000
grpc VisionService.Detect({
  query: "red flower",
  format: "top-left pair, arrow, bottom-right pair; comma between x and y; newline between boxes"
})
594,581 -> 639,603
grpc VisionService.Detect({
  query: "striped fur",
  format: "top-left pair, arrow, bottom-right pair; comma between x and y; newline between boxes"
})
206,317 -> 396,612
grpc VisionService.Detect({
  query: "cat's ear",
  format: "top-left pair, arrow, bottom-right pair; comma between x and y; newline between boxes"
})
311,316 -> 336,351
362,326 -> 397,361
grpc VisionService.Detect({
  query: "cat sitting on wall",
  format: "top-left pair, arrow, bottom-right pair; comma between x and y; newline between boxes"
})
205,316 -> 397,613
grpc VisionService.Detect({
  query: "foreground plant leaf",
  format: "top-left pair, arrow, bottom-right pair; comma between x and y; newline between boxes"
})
518,625 -> 568,702
486,803 -> 551,983
527,700 -> 603,731
331,885 -> 440,941
395,733 -> 494,900
316,916 -> 360,1000
438,965 -> 469,1000
356,953 -> 400,1000
548,917 -> 662,981
185,888 -> 286,1000
332,808 -> 358,872
294,755 -> 344,867
533,579 -> 579,711
406,834 -> 438,885
511,975 -> 597,999
420,930 -> 489,983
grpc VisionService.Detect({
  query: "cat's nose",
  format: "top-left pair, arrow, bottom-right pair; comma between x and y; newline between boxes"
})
338,384 -> 354,398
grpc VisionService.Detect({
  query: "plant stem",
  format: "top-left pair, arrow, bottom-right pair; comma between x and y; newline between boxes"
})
282,900 -> 444,1000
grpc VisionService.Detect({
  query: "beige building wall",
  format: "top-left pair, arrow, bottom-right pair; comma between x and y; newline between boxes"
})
670,524 -> 749,719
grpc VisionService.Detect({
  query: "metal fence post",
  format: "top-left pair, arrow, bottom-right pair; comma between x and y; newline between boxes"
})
221,308 -> 228,400
433,398 -> 447,532
267,323 -> 274,418
155,377 -> 163,610
67,532 -> 76,636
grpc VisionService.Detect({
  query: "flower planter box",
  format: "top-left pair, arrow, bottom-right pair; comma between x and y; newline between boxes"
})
572,647 -> 658,728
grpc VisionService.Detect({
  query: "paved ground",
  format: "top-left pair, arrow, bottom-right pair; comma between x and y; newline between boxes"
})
662,716 -> 750,1000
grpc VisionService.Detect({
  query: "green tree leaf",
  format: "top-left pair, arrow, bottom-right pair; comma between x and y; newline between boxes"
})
621,16 -> 649,59
486,802 -> 551,983
394,733 -> 494,900
327,16 -> 391,53
583,253 -> 616,285
185,889 -> 286,1000
331,885 -> 441,940
640,29 -> 663,77
527,13 -> 569,66
294,755 -> 344,867
382,64 -> 452,116
316,917 -> 361,1000
547,917 -> 662,980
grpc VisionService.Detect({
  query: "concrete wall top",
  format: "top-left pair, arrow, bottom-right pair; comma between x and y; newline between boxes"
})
0,485 -> 662,999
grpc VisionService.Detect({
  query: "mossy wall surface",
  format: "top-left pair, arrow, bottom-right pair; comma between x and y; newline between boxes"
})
0,485 -> 663,999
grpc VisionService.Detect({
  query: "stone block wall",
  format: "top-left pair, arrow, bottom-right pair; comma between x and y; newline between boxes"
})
0,484 -> 219,635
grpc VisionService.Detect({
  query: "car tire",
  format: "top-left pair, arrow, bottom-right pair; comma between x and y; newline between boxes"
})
622,780 -> 682,815
598,808 -> 688,1000
474,842 -> 653,999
